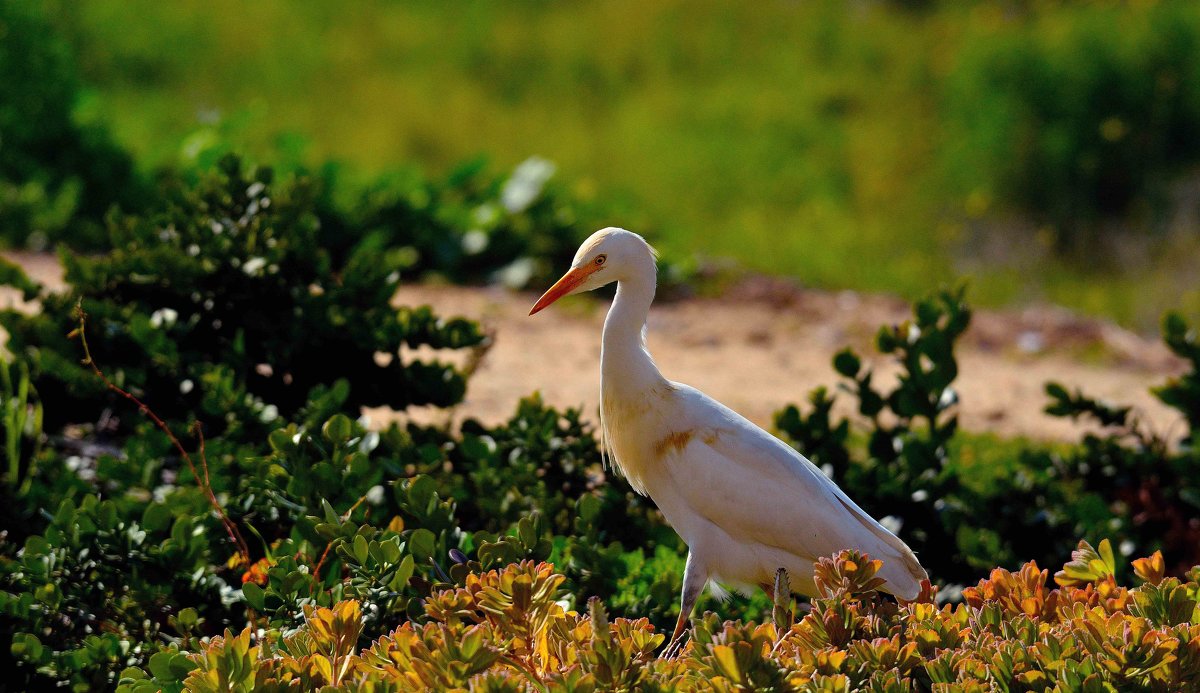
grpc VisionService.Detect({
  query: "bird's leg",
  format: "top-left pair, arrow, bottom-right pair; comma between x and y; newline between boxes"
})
662,552 -> 706,659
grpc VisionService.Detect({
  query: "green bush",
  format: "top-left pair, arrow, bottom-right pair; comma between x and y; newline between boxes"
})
775,288 -> 1200,586
942,1 -> 1200,248
0,155 -> 486,437
1039,311 -> 1200,577
0,383 -> 694,690
0,1 -> 143,249
336,156 -> 604,290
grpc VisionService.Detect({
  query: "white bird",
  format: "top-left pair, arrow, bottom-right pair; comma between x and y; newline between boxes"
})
528,228 -> 927,651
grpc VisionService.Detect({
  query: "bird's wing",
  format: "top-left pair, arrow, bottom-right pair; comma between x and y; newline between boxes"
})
663,384 -> 926,598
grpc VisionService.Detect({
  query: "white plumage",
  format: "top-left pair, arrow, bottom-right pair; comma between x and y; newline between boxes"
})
529,227 -> 927,649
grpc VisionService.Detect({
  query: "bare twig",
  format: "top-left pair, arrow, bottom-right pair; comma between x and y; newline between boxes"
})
71,300 -> 251,563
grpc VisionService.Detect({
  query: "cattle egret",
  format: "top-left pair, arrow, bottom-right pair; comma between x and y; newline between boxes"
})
528,227 -> 928,653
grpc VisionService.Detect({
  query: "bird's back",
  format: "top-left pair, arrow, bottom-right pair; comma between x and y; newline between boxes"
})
605,381 -> 927,600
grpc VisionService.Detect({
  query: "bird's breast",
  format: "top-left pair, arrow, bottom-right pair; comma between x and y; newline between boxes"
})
599,384 -> 680,495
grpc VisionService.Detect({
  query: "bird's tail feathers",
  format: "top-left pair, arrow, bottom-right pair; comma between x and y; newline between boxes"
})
875,544 -> 927,601
828,489 -> 928,601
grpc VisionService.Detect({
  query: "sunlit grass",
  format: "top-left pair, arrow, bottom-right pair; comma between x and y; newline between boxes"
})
55,0 -> 1200,329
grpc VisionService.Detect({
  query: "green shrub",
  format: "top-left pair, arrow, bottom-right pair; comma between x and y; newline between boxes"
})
775,288 -> 1200,585
0,1 -> 143,249
336,156 -> 602,290
0,155 -> 485,437
1,495 -> 231,690
942,2 -> 1200,248
0,389 -> 684,689
1039,311 -> 1200,577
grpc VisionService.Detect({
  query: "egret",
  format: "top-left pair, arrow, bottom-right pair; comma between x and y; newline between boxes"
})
528,227 -> 927,652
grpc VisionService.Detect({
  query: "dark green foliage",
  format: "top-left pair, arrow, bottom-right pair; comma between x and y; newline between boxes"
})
0,495 -> 230,690
943,2 -> 1200,248
776,289 -> 1200,586
0,356 -> 42,497
0,386 -> 681,689
0,2 -> 143,249
337,156 -> 597,290
1154,312 -> 1200,445
777,289 -> 978,577
1042,311 -> 1200,576
0,155 -> 486,436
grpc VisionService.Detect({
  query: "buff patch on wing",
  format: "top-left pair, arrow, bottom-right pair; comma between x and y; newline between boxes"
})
654,430 -> 694,459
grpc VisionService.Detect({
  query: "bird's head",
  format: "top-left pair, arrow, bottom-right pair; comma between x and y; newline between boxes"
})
529,227 -> 656,315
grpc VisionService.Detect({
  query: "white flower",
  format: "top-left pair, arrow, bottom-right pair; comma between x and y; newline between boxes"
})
366,485 -> 385,505
495,257 -> 536,289
462,229 -> 488,255
179,379 -> 194,394
879,515 -> 903,534
501,157 -> 555,213
242,257 -> 267,276
259,404 -> 279,423
150,308 -> 179,328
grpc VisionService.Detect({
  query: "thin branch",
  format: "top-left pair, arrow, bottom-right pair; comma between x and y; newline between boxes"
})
71,300 -> 251,562
312,489 -> 373,584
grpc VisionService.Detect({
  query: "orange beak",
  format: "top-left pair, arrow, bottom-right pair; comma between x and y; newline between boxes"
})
529,265 -> 596,315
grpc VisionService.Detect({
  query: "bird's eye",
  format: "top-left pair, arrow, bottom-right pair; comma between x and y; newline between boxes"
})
595,255 -> 607,266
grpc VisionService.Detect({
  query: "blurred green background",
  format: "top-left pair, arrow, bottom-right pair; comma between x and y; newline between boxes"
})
13,0 -> 1200,328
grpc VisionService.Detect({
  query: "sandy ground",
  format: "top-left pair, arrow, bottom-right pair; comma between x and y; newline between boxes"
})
2,251 -> 1186,442
393,280 -> 1185,443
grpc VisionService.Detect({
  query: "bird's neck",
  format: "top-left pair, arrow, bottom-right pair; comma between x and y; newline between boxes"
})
601,270 -> 666,397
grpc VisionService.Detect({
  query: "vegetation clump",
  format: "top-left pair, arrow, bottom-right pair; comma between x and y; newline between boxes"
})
776,288 -> 1200,586
118,544 -> 1200,692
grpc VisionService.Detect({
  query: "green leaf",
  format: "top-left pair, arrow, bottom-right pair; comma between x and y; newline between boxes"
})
833,349 -> 861,378
577,494 -> 601,524
147,650 -> 176,680
177,607 -> 199,628
10,632 -> 43,662
141,503 -> 173,533
353,534 -> 370,564
408,528 -> 436,561
242,582 -> 266,611
322,414 -> 354,444
407,475 -> 436,509
390,554 -> 415,591
168,652 -> 198,678
380,537 -> 401,564
268,428 -> 296,453
53,498 -> 75,527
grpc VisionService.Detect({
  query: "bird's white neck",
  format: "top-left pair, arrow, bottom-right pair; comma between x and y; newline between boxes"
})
601,268 -> 666,397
